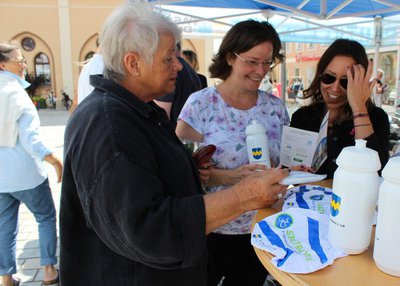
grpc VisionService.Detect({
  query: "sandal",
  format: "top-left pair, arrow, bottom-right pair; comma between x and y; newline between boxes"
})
41,270 -> 59,286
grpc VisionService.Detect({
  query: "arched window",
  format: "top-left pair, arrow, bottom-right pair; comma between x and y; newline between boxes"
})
85,51 -> 95,61
35,53 -> 51,84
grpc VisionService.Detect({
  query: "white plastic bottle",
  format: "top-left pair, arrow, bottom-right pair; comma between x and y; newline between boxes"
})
373,157 -> 400,276
245,120 -> 271,168
328,139 -> 381,254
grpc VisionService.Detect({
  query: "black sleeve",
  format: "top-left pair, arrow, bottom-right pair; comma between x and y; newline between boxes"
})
290,108 -> 307,129
290,107 -> 320,132
81,154 -> 207,270
367,107 -> 390,171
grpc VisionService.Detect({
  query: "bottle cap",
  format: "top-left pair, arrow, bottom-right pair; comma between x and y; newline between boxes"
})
245,120 -> 266,135
336,139 -> 381,172
382,156 -> 400,183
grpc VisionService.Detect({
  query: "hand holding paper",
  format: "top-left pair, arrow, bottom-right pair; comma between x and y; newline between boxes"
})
280,112 -> 329,172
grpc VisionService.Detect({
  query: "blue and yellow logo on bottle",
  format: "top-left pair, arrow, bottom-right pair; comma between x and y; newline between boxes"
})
252,147 -> 263,159
330,193 -> 341,217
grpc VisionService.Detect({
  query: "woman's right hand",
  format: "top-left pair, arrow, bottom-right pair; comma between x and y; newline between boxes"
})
232,164 -> 268,184
52,160 -> 63,183
44,154 -> 63,183
231,167 -> 290,211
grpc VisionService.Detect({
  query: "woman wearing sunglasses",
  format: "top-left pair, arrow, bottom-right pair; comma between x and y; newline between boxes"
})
290,39 -> 390,178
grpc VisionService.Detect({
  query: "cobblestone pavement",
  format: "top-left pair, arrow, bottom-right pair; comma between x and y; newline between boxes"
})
4,103 -> 397,285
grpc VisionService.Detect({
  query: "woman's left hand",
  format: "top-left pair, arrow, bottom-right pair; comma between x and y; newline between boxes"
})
199,168 -> 212,185
289,164 -> 314,173
346,59 -> 376,112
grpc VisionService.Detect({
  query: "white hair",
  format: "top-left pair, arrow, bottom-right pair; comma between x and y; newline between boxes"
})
0,42 -> 21,63
100,3 -> 181,82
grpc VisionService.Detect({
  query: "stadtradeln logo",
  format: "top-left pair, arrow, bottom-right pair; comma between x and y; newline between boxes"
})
330,193 -> 341,217
275,213 -> 293,229
252,147 -> 262,159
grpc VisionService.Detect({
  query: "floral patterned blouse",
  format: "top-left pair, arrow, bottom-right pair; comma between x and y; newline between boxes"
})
179,87 -> 290,234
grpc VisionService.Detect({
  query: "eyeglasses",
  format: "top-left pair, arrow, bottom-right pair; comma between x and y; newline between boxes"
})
10,58 -> 27,65
320,73 -> 348,89
234,53 -> 274,70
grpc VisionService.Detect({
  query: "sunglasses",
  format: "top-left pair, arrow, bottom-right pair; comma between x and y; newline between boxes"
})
320,73 -> 348,89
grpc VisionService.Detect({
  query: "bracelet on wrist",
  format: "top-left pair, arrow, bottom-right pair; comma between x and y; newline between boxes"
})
354,123 -> 372,128
353,112 -> 369,119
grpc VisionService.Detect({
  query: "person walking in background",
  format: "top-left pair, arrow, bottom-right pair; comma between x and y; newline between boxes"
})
77,39 -> 104,105
176,20 -> 288,286
46,90 -> 56,110
154,42 -> 202,128
69,38 -> 104,113
0,42 -> 62,286
290,39 -> 389,178
60,5 -> 289,286
372,68 -> 388,108
182,49 -> 208,89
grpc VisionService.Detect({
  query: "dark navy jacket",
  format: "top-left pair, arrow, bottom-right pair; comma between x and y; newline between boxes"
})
60,75 -> 207,285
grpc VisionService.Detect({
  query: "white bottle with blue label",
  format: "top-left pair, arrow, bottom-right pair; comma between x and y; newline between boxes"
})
245,120 -> 271,168
328,139 -> 381,254
373,156 -> 400,276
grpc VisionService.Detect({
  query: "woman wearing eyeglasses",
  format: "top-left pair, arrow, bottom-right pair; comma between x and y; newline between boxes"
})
290,39 -> 390,179
176,20 -> 289,286
0,42 -> 61,286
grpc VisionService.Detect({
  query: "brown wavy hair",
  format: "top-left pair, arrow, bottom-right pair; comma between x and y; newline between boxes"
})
302,39 -> 374,121
209,20 -> 283,80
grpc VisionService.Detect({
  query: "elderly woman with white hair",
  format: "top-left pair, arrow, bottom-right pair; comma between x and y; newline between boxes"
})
60,4 -> 289,286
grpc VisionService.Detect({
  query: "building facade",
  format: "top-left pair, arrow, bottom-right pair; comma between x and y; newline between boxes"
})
2,0 -> 398,108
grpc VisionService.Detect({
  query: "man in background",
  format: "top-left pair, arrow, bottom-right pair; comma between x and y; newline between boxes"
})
373,68 -> 388,108
155,42 -> 202,128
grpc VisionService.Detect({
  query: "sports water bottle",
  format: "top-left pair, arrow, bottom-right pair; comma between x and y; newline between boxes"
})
245,120 -> 271,168
373,157 -> 400,276
328,139 -> 381,254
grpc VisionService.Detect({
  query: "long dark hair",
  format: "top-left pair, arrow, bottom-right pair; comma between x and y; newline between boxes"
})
209,20 -> 283,80
303,39 -> 374,121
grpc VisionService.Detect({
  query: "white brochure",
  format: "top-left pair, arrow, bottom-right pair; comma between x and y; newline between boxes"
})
280,112 -> 328,171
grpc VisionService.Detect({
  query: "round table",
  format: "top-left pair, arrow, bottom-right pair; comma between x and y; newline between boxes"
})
253,180 -> 400,286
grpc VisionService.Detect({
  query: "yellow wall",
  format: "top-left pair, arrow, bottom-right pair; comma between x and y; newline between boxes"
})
0,0 -> 210,101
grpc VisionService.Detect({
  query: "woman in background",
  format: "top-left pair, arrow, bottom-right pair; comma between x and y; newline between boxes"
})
0,42 -> 62,286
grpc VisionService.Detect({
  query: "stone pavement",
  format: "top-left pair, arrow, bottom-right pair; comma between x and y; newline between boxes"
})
4,103 -> 398,286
